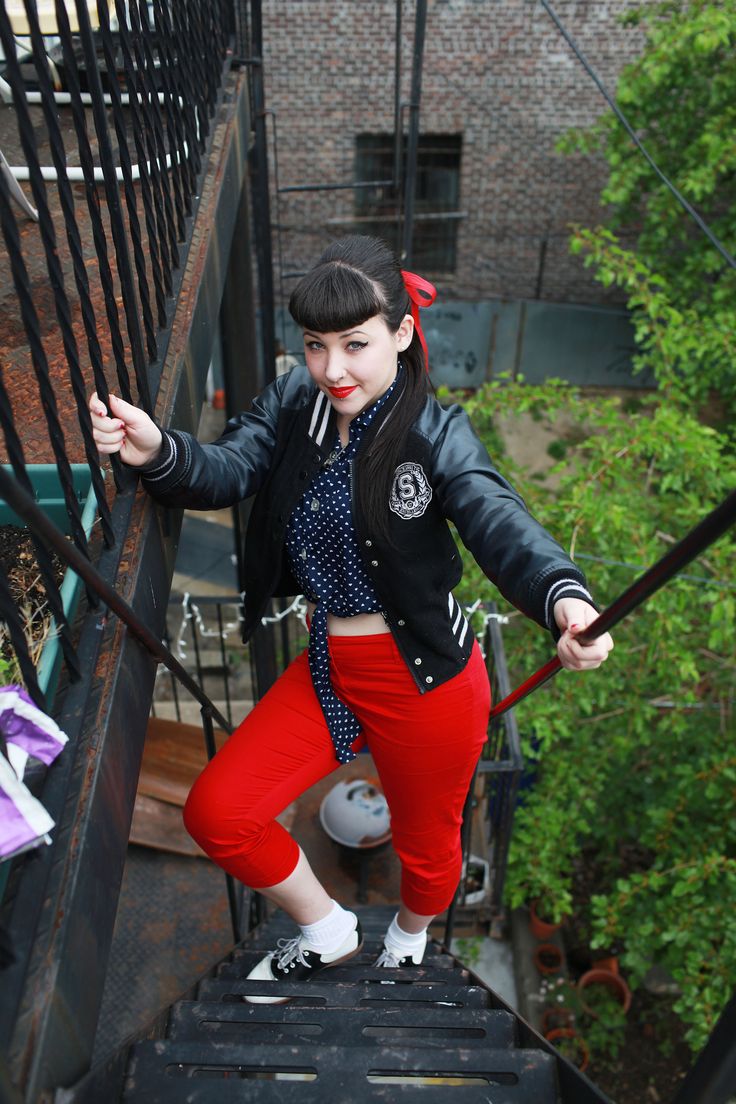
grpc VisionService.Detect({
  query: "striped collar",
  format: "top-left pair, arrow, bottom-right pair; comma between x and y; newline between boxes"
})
307,389 -> 334,448
306,365 -> 403,450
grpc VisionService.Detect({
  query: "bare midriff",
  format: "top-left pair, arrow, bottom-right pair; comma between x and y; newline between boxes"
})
306,602 -> 390,636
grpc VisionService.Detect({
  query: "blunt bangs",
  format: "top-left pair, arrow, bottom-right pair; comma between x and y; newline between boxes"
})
289,262 -> 385,335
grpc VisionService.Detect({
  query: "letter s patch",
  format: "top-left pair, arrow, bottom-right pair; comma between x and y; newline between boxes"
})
389,462 -> 432,519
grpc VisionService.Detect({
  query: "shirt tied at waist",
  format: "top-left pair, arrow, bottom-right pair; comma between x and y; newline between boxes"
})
284,372 -> 400,762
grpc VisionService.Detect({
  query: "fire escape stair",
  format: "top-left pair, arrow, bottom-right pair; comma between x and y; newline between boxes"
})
120,905 -> 565,1102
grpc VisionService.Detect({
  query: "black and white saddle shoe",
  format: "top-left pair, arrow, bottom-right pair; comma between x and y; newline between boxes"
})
373,941 -> 425,968
244,917 -> 363,1004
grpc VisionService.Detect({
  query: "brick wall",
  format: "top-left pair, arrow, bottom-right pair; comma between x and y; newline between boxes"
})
262,0 -> 652,306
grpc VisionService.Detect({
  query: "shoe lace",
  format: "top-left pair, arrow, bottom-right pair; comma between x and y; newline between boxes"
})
375,946 -> 403,968
272,936 -> 311,970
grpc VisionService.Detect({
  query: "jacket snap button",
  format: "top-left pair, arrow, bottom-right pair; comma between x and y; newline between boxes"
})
397,619 -> 405,626
371,559 -> 378,567
414,657 -> 422,666
425,676 -> 433,684
365,539 -> 372,547
299,469 -> 308,480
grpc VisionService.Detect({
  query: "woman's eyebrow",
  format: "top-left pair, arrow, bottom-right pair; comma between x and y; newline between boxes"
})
302,329 -> 368,339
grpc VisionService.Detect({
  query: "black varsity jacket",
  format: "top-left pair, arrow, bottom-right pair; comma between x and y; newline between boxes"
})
140,366 -> 593,695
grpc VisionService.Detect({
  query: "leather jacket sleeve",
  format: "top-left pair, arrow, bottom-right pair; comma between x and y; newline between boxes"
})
139,374 -> 289,510
429,402 -> 590,628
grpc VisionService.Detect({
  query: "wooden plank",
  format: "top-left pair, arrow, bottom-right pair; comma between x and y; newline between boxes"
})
137,717 -> 229,806
132,718 -> 297,854
130,794 -> 206,857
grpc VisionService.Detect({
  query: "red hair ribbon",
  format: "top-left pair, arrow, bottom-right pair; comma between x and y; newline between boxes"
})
401,269 -> 436,372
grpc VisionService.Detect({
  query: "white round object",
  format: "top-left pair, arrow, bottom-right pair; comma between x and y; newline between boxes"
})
319,779 -> 391,848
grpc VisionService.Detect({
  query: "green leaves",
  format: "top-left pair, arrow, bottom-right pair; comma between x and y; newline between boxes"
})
451,376 -> 735,1055
560,0 -> 736,420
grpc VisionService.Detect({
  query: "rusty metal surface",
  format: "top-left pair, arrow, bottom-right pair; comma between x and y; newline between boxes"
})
92,846 -> 233,1066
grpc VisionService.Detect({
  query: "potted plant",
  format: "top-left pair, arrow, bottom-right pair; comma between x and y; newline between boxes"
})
544,1027 -> 590,1072
533,942 -> 563,976
530,894 -> 568,940
576,982 -> 629,1062
462,854 -> 490,905
578,965 -> 632,1017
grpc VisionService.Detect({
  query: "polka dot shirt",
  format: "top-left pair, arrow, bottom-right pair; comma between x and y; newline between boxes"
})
285,371 -> 400,763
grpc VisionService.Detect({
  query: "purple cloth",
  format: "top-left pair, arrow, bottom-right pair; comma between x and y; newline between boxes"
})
0,753 -> 54,858
0,685 -> 68,860
0,686 -> 68,765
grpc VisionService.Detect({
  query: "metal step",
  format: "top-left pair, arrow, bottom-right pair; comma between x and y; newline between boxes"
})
227,936 -> 451,959
117,906 -> 567,1103
218,947 -> 459,978
196,976 -> 493,1009
167,1001 -> 518,1049
123,1039 -> 558,1102
253,905 -> 398,938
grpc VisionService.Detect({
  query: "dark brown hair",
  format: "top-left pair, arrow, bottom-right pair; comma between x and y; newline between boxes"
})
289,236 -> 431,539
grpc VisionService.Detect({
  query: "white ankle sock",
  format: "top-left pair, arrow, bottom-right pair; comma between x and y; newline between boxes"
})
384,914 -> 428,958
299,901 -> 356,951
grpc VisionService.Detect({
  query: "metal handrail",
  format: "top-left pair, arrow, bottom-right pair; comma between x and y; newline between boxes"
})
0,466 -> 251,943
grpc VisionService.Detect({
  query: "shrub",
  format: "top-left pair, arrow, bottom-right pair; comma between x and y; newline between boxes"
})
446,378 -> 735,1051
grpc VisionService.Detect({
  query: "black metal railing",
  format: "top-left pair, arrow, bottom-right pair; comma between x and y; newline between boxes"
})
0,4 -> 252,1097
0,0 -> 236,712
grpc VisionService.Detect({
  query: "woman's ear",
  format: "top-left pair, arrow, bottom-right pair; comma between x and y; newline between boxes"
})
396,313 -> 415,352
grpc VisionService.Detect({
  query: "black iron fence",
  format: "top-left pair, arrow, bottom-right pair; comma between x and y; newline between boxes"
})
0,4 -> 254,1097
0,0 -> 237,710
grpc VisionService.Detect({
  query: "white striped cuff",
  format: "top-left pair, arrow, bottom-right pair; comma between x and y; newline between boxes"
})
545,578 -> 595,630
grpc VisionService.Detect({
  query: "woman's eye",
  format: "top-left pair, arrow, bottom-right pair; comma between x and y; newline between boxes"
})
305,340 -> 324,351
347,341 -> 367,351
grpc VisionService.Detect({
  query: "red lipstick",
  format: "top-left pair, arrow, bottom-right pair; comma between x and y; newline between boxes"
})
328,386 -> 358,399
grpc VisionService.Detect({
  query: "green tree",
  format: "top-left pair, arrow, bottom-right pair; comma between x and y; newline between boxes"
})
558,0 -> 736,413
447,379 -> 735,1053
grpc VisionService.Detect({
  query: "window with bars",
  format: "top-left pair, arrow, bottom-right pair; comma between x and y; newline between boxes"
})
354,133 -> 463,274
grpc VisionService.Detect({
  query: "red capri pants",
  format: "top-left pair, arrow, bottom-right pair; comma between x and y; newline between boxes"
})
183,632 -> 490,915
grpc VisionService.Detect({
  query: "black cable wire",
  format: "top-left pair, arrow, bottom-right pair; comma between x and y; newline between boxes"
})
539,0 -> 736,273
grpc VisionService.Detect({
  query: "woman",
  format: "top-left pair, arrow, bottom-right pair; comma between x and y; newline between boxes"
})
89,235 -> 612,1003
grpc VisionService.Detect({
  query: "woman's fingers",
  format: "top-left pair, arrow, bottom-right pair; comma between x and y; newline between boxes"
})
88,390 -> 162,465
89,391 -> 125,450
552,598 -> 614,672
558,625 -> 614,671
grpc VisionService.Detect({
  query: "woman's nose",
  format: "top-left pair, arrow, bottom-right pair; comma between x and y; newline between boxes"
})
324,354 -> 347,382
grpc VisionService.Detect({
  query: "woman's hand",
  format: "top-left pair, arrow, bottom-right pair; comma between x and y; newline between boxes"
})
554,597 -> 613,672
89,392 -> 163,468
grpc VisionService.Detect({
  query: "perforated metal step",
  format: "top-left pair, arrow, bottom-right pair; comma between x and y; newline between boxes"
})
124,1040 -> 559,1102
167,1002 -> 518,1049
118,905 -> 612,1103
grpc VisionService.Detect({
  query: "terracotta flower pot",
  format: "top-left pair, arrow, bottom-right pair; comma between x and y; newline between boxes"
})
529,898 -> 565,940
545,1027 -> 590,1072
533,942 -> 563,975
578,967 -> 632,1016
591,954 -> 619,975
541,1005 -> 575,1033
